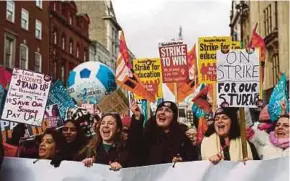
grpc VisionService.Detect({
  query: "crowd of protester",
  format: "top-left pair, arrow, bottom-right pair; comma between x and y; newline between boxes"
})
0,98 -> 289,171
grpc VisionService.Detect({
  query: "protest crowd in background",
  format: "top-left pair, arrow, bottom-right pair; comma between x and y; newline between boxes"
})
0,28 -> 289,180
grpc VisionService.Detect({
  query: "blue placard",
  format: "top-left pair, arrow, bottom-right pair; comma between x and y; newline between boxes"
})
47,80 -> 76,120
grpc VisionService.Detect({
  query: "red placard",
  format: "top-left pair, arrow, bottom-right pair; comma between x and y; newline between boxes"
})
159,43 -> 189,83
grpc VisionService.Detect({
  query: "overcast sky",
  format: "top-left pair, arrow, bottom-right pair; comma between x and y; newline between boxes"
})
112,0 -> 232,58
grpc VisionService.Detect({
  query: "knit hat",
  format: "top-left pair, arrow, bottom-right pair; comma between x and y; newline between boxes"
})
156,101 -> 178,122
214,107 -> 238,122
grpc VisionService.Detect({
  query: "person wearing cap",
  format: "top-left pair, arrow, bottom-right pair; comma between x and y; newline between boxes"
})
201,107 -> 254,164
131,100 -> 198,166
50,107 -> 93,167
81,112 -> 133,171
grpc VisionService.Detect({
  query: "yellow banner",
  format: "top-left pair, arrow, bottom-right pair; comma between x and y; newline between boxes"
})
197,36 -> 232,84
232,41 -> 242,49
133,58 -> 163,99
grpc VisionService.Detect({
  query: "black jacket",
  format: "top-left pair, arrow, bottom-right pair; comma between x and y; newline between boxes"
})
131,115 -> 198,166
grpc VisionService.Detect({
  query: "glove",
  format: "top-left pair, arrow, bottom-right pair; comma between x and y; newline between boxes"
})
50,154 -> 63,168
246,127 -> 255,140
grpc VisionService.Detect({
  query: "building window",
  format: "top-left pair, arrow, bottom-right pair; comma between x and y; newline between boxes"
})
53,30 -> 57,45
53,2 -> 56,11
20,44 -> 29,70
35,52 -> 42,72
4,34 -> 15,68
36,0 -> 42,9
6,0 -> 15,22
69,15 -> 73,25
21,9 -> 29,30
61,65 -> 65,82
84,49 -> 87,62
272,54 -> 279,85
35,20 -> 42,39
52,61 -> 57,78
61,36 -> 66,50
69,40 -> 73,54
76,45 -> 79,58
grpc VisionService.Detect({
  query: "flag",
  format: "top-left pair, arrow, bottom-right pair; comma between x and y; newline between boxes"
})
192,84 -> 212,113
115,31 -> 155,102
166,44 -> 198,103
248,23 -> 266,83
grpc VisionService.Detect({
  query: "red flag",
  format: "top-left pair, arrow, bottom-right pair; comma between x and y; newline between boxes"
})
192,84 -> 212,113
248,23 -> 266,62
115,31 -> 155,102
196,116 -> 208,144
166,44 -> 198,103
248,23 -> 266,83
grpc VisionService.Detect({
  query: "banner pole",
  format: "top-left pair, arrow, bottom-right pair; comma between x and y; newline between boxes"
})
239,107 -> 248,160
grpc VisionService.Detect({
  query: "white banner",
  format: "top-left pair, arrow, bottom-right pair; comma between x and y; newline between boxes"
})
1,69 -> 51,126
0,157 -> 288,181
216,49 -> 260,108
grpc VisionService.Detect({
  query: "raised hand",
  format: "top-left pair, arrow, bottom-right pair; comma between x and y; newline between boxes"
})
209,153 -> 223,165
131,100 -> 141,120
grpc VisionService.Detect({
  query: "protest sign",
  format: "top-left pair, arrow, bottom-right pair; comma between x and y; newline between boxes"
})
133,58 -> 163,98
197,36 -> 232,84
232,41 -> 242,49
159,42 -> 189,83
43,104 -> 63,128
98,89 -> 129,114
1,157 -> 289,181
1,69 -> 51,126
81,104 -> 95,115
47,80 -> 76,119
216,49 -> 260,107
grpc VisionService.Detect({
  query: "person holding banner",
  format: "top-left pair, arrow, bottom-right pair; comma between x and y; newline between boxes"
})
201,107 -> 254,164
131,101 -> 198,166
38,128 -> 59,160
81,112 -> 132,170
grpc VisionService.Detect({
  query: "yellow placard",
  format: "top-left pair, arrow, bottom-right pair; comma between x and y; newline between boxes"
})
197,36 -> 232,84
232,41 -> 242,49
133,58 -> 163,99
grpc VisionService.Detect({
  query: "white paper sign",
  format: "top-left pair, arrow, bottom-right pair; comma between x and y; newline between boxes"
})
216,49 -> 260,107
1,68 -> 51,126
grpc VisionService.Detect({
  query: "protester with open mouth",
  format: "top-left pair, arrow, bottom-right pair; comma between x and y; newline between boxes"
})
81,113 -> 130,171
38,128 -> 58,160
247,114 -> 289,160
131,101 -> 198,166
201,107 -> 254,164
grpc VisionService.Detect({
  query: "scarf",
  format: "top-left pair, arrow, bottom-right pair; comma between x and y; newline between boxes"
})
201,133 -> 253,161
269,131 -> 289,149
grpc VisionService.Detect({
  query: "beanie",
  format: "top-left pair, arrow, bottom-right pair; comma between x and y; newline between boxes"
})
156,101 -> 178,122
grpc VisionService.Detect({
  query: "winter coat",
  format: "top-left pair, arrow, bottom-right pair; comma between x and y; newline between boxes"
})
249,129 -> 289,160
132,115 -> 198,166
201,133 -> 254,161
